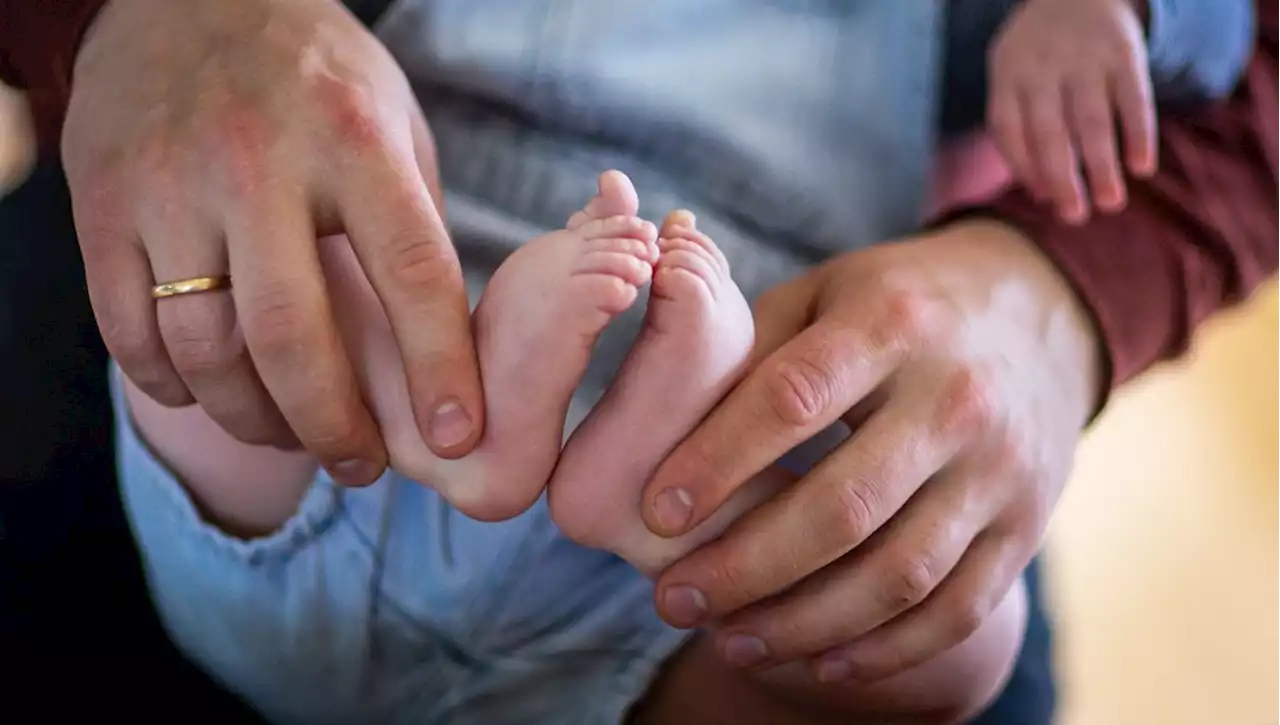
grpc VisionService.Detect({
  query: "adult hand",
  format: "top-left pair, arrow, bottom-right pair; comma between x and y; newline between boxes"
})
640,219 -> 1102,681
63,0 -> 484,484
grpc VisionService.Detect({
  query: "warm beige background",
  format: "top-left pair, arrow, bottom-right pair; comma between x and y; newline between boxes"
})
1048,282 -> 1279,725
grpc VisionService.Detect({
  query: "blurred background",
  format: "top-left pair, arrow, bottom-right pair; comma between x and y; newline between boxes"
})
1048,280 -> 1278,725
0,80 -> 1275,723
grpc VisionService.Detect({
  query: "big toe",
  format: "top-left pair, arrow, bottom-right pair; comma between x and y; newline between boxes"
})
568,170 -> 640,229
657,209 -> 730,274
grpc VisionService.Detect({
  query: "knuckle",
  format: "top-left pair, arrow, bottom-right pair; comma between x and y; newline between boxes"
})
382,230 -> 459,292
833,481 -> 879,543
936,367 -> 999,437
992,436 -> 1041,489
239,282 -> 315,355
706,556 -> 760,608
314,76 -> 388,150
874,286 -> 935,347
949,599 -> 989,642
166,333 -> 234,377
883,553 -> 941,609
163,315 -> 236,376
1073,107 -> 1112,137
201,102 -> 279,196
763,353 -> 840,429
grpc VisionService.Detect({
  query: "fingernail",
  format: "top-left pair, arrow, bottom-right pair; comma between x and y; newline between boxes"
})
429,399 -> 473,448
651,488 -> 693,532
723,634 -> 769,668
661,585 -> 708,627
330,458 -> 382,486
816,658 -> 853,683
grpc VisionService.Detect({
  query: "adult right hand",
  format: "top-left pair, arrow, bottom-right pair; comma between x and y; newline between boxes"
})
63,0 -> 484,484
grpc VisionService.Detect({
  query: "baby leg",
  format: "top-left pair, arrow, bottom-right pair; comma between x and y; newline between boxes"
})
122,376 -> 318,539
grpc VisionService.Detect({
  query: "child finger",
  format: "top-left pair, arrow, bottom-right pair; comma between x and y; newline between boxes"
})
1111,67 -> 1157,177
987,85 -> 1039,196
1067,77 -> 1126,212
1025,87 -> 1087,224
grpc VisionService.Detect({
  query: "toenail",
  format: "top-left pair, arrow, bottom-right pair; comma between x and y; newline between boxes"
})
651,488 -> 693,532
670,209 -> 696,227
815,658 -> 853,683
661,585 -> 708,627
428,399 -> 474,448
723,634 -> 769,668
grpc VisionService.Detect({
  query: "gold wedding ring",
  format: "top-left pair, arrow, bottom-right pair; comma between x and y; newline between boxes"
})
151,275 -> 232,299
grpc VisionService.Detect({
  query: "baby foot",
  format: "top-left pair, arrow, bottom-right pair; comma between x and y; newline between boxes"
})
332,171 -> 658,520
549,210 -> 785,575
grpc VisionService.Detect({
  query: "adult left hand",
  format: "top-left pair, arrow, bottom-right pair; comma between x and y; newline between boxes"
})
639,218 -> 1102,681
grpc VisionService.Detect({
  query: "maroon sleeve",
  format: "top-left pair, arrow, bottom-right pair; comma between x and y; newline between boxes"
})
982,1 -> 1278,395
0,0 -> 111,154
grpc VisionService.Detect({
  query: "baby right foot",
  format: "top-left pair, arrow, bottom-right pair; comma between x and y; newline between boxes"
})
329,170 -> 659,520
548,210 -> 786,575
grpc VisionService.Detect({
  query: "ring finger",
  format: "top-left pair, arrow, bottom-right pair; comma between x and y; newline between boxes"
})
142,209 -> 295,448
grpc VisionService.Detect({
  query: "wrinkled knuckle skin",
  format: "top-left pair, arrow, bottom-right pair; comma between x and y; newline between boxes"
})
884,553 -> 941,610
833,481 -> 879,545
238,283 -> 314,358
383,232 -> 460,292
164,316 -> 237,378
764,354 -> 838,429
166,335 -> 234,379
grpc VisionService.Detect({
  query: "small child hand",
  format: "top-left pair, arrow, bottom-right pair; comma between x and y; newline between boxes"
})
987,0 -> 1157,224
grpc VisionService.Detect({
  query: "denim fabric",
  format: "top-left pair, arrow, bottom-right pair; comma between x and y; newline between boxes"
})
115,369 -> 689,725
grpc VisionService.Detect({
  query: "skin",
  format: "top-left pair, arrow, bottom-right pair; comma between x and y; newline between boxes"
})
640,219 -> 1102,684
63,0 -> 484,486
988,0 -> 1157,224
